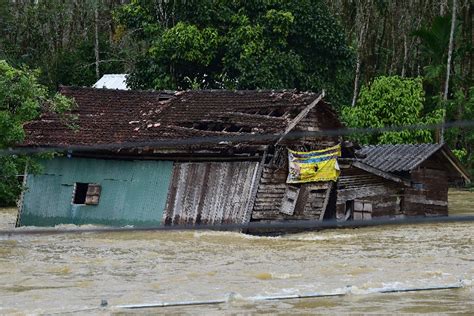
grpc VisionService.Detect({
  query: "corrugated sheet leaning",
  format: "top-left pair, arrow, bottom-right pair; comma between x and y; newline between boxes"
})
287,144 -> 341,183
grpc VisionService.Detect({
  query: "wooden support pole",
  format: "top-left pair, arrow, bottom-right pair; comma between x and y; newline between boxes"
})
275,91 -> 325,146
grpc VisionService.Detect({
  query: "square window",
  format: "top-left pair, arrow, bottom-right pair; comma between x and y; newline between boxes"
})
73,183 -> 101,205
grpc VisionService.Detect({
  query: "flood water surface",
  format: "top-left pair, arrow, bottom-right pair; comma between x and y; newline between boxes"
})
0,190 -> 473,314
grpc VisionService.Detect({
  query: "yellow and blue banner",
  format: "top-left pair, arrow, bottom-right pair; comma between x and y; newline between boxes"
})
286,144 -> 341,183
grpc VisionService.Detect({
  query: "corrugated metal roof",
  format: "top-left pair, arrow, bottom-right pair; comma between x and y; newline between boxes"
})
92,74 -> 129,90
357,143 -> 444,172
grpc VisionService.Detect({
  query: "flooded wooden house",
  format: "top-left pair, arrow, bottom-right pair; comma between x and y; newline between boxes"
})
337,144 -> 470,220
16,87 -> 344,228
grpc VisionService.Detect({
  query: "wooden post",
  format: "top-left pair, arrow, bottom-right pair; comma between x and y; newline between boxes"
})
15,162 -> 28,228
318,182 -> 334,221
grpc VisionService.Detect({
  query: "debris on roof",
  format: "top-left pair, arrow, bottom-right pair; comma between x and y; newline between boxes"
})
22,87 -> 340,150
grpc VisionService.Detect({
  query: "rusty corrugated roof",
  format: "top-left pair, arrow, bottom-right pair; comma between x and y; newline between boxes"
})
22,87 -> 340,148
357,143 -> 445,172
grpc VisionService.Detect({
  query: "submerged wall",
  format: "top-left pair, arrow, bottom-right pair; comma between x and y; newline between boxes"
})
164,161 -> 260,225
403,165 -> 448,216
337,166 -> 402,220
19,157 -> 173,227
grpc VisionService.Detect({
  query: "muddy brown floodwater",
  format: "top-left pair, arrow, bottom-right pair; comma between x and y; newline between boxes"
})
0,190 -> 473,315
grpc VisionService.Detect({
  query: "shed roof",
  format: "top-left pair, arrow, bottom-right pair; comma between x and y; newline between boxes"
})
92,74 -> 129,90
357,143 -> 470,182
357,143 -> 444,172
22,87 -> 340,150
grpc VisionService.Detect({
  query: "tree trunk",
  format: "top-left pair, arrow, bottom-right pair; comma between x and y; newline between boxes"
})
440,0 -> 457,143
351,1 -> 369,107
401,34 -> 408,77
94,1 -> 100,80
351,56 -> 361,106
444,0 -> 457,101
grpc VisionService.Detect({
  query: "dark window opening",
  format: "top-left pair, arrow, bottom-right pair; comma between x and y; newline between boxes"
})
73,183 -> 88,204
73,183 -> 101,205
345,200 -> 354,220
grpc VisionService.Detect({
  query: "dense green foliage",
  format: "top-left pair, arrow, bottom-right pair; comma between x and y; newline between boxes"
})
342,76 -> 444,144
0,0 -> 127,89
116,0 -> 355,105
0,60 -> 74,206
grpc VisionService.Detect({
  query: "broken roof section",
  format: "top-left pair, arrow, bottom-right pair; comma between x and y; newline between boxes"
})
357,143 -> 470,183
22,87 -> 341,151
92,74 -> 129,90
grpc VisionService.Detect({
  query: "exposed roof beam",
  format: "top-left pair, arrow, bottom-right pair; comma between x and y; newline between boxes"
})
440,148 -> 471,183
275,90 -> 325,146
352,161 -> 411,187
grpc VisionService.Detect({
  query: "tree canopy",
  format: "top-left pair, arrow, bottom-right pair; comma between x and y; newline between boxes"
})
116,0 -> 355,105
0,60 -> 74,205
342,76 -> 444,144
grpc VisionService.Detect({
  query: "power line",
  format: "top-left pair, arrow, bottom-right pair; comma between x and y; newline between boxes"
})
2,215 -> 473,236
2,119 -> 474,156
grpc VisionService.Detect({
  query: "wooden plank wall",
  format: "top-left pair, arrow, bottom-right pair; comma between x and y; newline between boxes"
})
251,154 -> 331,221
250,104 -> 341,224
403,165 -> 448,216
164,161 -> 259,225
337,166 -> 403,218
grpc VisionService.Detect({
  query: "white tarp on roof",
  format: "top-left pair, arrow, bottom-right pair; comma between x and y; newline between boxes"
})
93,74 -> 129,90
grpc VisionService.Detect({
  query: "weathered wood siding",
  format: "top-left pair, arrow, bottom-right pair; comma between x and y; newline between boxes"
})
337,166 -> 402,219
248,103 -> 341,224
251,163 -> 332,221
164,161 -> 260,225
403,165 -> 448,216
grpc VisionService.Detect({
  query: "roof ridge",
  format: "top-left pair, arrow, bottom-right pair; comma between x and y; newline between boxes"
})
358,143 -> 448,173
59,86 -> 320,96
59,85 -> 176,95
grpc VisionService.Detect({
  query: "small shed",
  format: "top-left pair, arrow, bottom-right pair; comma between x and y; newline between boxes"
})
337,143 -> 470,220
17,87 -> 343,229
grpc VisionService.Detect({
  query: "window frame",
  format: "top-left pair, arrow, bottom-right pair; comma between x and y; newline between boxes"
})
72,183 -> 101,206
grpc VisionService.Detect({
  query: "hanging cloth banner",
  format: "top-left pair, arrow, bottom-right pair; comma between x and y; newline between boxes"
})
287,144 -> 341,183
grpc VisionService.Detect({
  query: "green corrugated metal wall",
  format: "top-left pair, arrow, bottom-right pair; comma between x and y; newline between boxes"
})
19,157 -> 173,227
